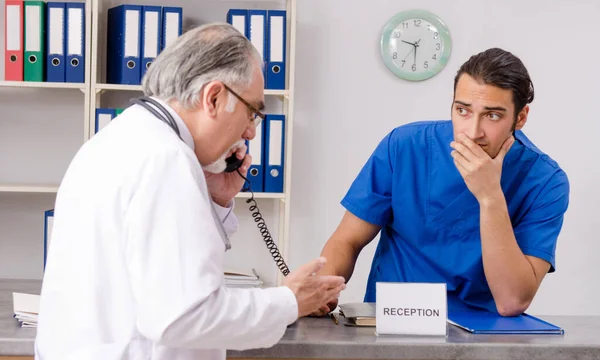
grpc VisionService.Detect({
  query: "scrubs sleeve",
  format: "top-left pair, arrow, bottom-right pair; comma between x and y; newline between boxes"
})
124,148 -> 297,351
513,170 -> 570,272
341,130 -> 397,227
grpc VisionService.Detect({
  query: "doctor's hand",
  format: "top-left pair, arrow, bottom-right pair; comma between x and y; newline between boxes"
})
450,134 -> 515,204
309,299 -> 338,317
283,257 -> 346,318
204,145 -> 252,207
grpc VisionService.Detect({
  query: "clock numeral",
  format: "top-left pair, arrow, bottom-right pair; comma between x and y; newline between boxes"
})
401,60 -> 406,67
424,61 -> 429,69
393,52 -> 398,59
413,19 -> 421,27
436,43 -> 441,50
412,64 -> 417,72
432,54 -> 437,60
433,32 -> 439,39
392,30 -> 401,38
401,22 -> 408,29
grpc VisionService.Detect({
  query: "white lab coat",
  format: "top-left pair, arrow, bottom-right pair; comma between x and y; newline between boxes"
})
35,98 -> 298,360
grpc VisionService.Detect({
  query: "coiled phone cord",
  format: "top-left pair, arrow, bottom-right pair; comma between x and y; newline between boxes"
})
236,169 -> 291,276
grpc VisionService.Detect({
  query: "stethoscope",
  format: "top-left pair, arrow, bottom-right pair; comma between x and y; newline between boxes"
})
130,96 -> 232,251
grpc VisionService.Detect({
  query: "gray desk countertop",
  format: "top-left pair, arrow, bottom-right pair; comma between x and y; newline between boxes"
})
227,315 -> 600,359
1,279 -> 600,359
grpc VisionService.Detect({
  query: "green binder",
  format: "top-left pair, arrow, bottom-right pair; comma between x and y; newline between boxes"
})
115,108 -> 124,116
24,1 -> 45,82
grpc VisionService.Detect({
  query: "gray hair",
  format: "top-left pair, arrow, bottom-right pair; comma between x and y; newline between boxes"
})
142,22 -> 262,110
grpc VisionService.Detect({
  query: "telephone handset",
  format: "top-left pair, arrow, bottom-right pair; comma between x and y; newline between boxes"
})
224,154 -> 244,173
131,96 -> 291,276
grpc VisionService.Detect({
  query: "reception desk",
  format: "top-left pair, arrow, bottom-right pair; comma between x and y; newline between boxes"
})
2,279 -> 600,360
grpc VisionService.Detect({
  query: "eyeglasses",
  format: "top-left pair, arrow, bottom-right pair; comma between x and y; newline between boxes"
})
222,83 -> 265,127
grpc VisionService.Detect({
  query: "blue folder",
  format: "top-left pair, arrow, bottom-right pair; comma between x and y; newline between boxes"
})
448,309 -> 564,334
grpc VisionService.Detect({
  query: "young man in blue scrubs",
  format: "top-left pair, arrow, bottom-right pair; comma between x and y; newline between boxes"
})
315,48 -> 570,317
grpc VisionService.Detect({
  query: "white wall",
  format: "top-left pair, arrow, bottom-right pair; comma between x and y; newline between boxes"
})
289,0 -> 600,316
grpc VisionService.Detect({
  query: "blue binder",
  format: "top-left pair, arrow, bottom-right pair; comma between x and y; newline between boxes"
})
65,2 -> 85,83
44,209 -> 54,269
248,10 -> 267,82
107,4 -> 142,85
95,108 -> 116,133
448,309 -> 564,334
266,10 -> 286,90
46,2 -> 66,82
245,119 -> 265,192
264,114 -> 285,193
161,7 -> 182,51
141,6 -> 162,80
226,9 -> 248,37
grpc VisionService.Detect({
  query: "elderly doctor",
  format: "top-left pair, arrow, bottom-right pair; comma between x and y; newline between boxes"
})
35,23 -> 346,360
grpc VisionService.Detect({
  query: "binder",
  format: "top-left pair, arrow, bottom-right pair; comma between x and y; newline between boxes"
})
44,209 -> 54,268
5,0 -> 24,81
107,5 -> 142,85
46,2 -> 65,82
448,308 -> 564,335
115,108 -> 124,116
245,119 -> 265,192
95,108 -> 116,133
264,114 -> 285,193
141,6 -> 162,80
24,1 -> 45,82
226,9 -> 248,37
161,7 -> 182,51
266,10 -> 286,90
248,10 -> 267,82
65,2 -> 84,83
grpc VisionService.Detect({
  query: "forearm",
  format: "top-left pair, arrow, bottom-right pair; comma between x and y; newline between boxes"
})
479,191 -> 538,316
319,235 -> 362,282
151,286 -> 297,350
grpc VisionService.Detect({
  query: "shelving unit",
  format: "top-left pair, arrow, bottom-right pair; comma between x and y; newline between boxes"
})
0,80 -> 86,90
1,0 -> 296,287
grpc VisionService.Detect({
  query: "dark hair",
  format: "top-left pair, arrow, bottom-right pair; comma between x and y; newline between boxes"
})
453,48 -> 534,117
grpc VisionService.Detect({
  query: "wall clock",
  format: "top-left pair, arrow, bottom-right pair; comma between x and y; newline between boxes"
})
380,10 -> 452,81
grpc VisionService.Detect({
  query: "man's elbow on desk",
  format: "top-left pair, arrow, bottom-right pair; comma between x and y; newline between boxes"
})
496,299 -> 531,317
494,288 -> 537,317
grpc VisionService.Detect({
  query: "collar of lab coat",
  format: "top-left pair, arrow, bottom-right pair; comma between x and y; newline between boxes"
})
149,97 -> 196,152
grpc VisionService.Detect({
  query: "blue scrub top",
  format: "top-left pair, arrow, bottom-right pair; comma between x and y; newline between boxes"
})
341,120 -> 570,313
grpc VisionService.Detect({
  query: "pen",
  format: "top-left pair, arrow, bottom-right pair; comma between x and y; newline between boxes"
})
330,313 -> 339,325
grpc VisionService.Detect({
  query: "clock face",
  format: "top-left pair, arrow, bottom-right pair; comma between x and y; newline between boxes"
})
380,10 -> 452,81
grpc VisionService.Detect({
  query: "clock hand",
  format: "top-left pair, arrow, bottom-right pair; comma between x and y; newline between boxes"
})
401,40 -> 416,46
403,47 -> 414,61
413,44 -> 417,65
413,39 -> 421,66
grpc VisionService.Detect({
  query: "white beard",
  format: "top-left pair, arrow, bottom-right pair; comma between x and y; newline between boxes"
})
202,139 -> 246,174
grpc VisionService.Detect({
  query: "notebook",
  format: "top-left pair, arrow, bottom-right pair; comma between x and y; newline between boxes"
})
448,309 -> 564,334
338,302 -> 376,327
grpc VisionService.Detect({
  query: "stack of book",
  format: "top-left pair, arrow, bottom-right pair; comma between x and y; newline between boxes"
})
224,269 -> 263,288
12,292 -> 40,328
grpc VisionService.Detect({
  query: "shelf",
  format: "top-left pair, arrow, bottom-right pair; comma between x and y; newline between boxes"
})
94,83 -> 288,97
235,192 -> 285,199
94,83 -> 143,92
0,184 -> 59,193
0,184 -> 284,199
0,81 -> 86,90
264,89 -> 289,97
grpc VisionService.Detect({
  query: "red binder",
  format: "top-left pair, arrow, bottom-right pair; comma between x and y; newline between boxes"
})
4,0 -> 24,81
